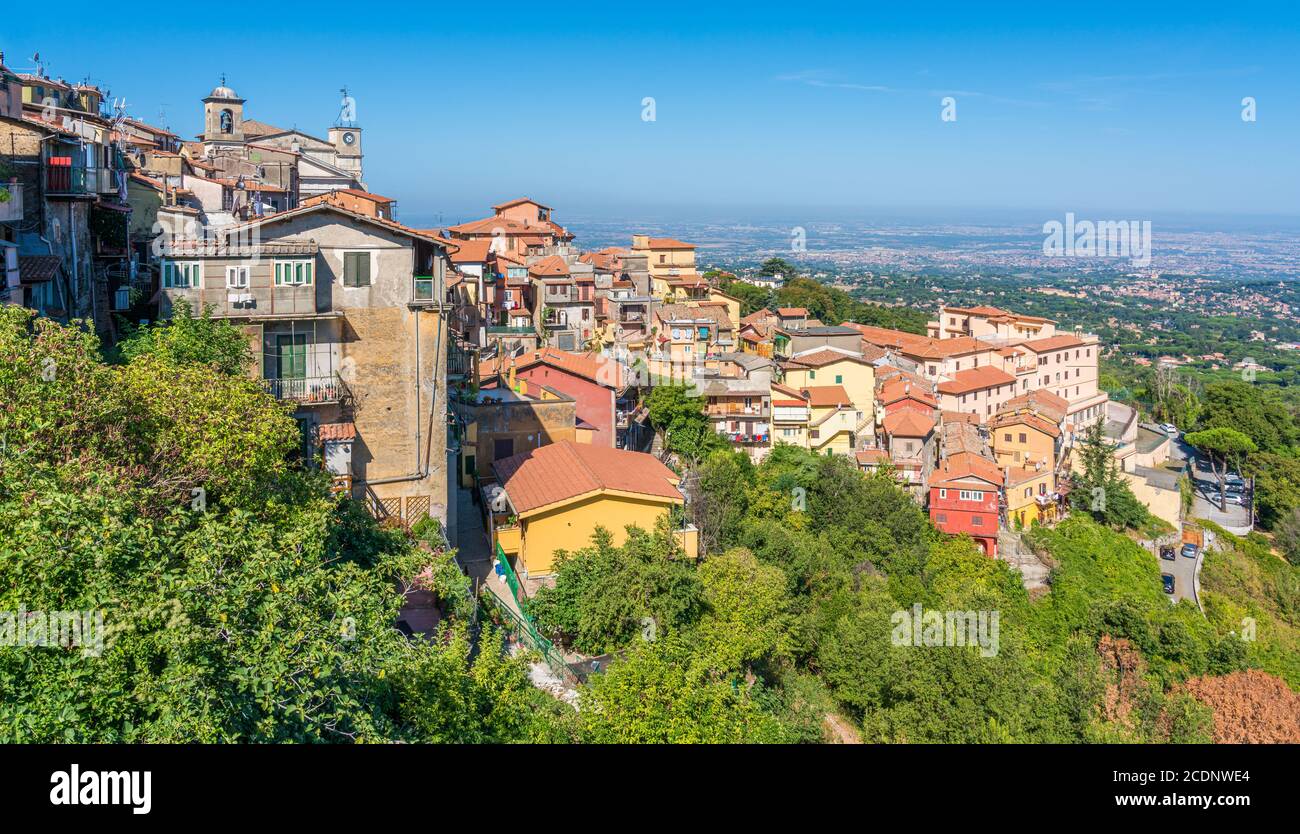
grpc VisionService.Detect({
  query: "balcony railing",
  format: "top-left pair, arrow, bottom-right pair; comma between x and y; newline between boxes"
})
0,183 -> 24,223
264,374 -> 343,404
706,403 -> 770,418
44,165 -> 114,196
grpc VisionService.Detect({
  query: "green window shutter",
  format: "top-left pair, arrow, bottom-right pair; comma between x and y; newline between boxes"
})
358,253 -> 370,286
343,253 -> 360,287
275,263 -> 283,285
304,262 -> 313,284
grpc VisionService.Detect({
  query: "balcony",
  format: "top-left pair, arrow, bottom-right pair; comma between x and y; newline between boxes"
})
264,374 -> 344,405
0,183 -> 24,223
706,402 -> 770,418
495,523 -> 521,556
44,165 -> 113,198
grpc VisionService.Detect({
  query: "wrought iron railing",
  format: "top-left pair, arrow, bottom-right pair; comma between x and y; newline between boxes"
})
264,374 -> 343,404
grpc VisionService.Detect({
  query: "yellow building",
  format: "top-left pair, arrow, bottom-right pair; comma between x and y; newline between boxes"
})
781,349 -> 876,421
803,385 -> 865,456
632,234 -> 698,298
989,410 -> 1060,468
1005,464 -> 1057,528
706,288 -> 742,331
490,441 -> 697,577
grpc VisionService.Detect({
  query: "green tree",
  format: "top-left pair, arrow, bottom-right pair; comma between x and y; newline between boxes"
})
1185,427 -> 1257,511
0,306 -> 562,742
577,634 -> 790,743
115,297 -> 252,376
529,524 -> 703,655
645,383 -> 722,467
1069,419 -> 1150,529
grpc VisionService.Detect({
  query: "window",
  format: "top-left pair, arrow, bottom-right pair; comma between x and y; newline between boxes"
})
1004,433 -> 1012,442
226,265 -> 250,289
343,252 -> 371,287
1024,487 -> 1032,498
809,370 -> 816,379
939,489 -> 948,499
493,438 -> 514,460
834,374 -> 843,384
162,261 -> 201,288
959,490 -> 983,502
1018,432 -> 1027,443
929,365 -> 937,375
936,513 -> 948,523
464,454 -> 476,475
275,260 -> 313,286
971,515 -> 983,526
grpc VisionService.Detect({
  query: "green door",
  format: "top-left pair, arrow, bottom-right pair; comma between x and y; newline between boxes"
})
277,334 -> 307,398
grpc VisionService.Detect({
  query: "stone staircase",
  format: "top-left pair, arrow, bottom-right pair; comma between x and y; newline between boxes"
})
997,527 -> 1051,593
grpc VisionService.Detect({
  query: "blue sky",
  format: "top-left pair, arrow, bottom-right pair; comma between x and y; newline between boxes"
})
4,1 -> 1298,226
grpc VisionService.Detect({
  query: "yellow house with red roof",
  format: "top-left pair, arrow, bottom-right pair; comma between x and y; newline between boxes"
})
490,441 -> 697,576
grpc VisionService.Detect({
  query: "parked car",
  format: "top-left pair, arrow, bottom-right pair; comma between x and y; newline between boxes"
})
1159,423 -> 1179,436
1225,474 -> 1246,488
1181,542 -> 1199,559
1162,573 -> 1176,594
1222,492 -> 1248,506
1159,545 -> 1176,561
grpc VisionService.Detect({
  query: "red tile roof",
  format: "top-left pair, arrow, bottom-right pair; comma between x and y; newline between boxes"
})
1000,389 -> 1069,423
937,366 -> 1016,395
988,410 -> 1062,438
1021,334 -> 1088,353
449,238 -> 494,264
883,409 -> 936,438
801,385 -> 853,408
17,255 -> 61,283
493,441 -> 682,514
878,377 -> 938,408
784,348 -> 869,368
492,196 -> 551,211
528,254 -> 569,277
929,452 -> 1003,487
317,421 -> 356,442
481,347 -> 627,390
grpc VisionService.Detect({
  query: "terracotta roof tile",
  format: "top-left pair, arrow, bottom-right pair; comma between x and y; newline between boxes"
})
493,441 -> 682,514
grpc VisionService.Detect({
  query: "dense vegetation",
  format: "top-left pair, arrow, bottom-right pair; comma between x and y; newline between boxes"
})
0,306 -> 566,742
529,444 -> 1298,742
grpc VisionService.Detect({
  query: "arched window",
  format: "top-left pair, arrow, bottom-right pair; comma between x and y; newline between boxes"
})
220,109 -> 233,133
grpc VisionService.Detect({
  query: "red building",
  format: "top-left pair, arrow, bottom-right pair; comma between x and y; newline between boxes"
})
480,348 -> 627,447
928,452 -> 1002,557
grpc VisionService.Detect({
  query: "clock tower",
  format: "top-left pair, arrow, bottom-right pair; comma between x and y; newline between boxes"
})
328,86 -> 362,182
328,125 -> 363,179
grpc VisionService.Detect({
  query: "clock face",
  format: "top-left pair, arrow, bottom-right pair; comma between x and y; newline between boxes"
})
342,132 -> 356,146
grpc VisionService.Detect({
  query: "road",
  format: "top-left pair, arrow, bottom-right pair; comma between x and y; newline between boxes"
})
1153,538 -> 1200,606
1163,430 -> 1253,533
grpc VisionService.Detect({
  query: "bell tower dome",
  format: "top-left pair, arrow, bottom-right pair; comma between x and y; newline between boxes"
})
202,76 -> 245,147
